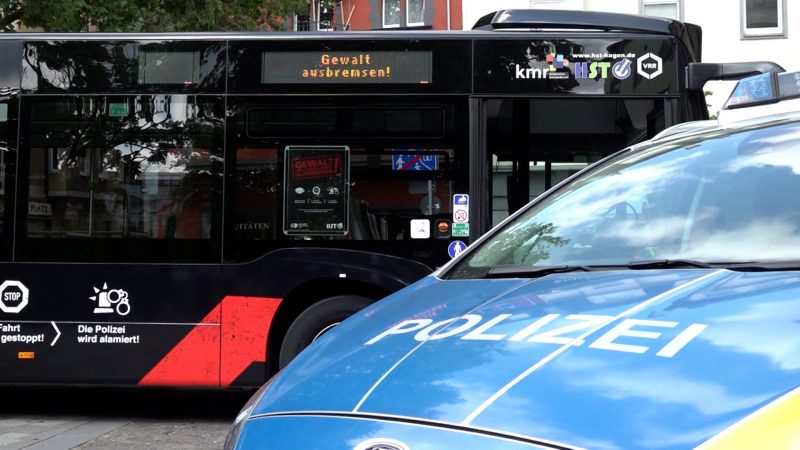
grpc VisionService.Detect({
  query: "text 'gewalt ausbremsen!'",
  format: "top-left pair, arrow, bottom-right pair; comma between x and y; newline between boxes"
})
302,54 -> 392,80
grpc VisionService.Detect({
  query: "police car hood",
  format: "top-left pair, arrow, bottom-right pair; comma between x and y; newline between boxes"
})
253,269 -> 800,449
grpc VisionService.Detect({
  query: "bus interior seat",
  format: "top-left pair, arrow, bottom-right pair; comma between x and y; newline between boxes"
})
366,208 -> 381,240
379,216 -> 389,240
349,198 -> 382,240
348,198 -> 368,240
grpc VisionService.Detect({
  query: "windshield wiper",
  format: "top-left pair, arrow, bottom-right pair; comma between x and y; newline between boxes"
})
484,265 -> 594,279
625,259 -> 800,271
480,260 -> 800,279
723,261 -> 800,272
626,259 -> 713,270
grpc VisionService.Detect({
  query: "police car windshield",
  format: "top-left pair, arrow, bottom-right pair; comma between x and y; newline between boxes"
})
448,119 -> 800,279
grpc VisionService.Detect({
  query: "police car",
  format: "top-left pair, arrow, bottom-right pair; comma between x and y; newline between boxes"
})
225,77 -> 800,449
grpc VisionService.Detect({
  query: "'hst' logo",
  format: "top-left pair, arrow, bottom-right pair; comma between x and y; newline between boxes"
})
365,313 -> 707,358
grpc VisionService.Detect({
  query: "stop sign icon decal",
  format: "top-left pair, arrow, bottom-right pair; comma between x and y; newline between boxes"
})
0,280 -> 29,313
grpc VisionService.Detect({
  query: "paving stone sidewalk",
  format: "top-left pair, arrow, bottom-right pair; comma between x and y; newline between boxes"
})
0,417 -> 129,450
0,417 -> 232,450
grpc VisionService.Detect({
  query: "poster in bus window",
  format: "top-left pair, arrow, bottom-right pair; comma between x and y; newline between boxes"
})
284,146 -> 349,236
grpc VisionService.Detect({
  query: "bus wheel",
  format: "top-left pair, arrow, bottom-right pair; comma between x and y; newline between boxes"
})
279,295 -> 373,369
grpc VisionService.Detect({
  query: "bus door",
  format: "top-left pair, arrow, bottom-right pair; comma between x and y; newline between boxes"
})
473,97 -> 669,232
469,33 -> 689,237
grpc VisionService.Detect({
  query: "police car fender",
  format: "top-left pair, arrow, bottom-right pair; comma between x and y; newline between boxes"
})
365,313 -> 707,358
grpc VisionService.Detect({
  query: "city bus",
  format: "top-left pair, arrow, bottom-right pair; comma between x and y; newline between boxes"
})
0,10 -> 758,387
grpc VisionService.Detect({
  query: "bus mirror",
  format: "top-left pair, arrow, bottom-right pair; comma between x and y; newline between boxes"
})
686,62 -> 785,92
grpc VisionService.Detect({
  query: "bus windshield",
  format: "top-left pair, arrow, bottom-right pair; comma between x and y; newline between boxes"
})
448,119 -> 800,279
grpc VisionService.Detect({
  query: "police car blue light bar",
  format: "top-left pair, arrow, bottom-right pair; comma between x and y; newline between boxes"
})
724,70 -> 800,110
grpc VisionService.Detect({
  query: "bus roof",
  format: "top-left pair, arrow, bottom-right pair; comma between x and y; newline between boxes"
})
0,9 -> 701,61
474,9 -> 701,60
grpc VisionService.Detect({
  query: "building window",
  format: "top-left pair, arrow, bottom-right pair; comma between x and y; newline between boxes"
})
407,0 -> 425,26
48,147 -> 60,173
742,0 -> 787,38
640,0 -> 681,20
384,0 -> 401,28
0,148 -> 5,197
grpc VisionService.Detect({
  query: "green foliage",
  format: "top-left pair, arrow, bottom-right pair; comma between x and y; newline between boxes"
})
469,221 -> 569,268
1,0 -> 24,31
4,0 -> 310,32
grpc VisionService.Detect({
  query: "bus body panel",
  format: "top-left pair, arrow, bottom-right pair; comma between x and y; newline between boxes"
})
0,248 -> 428,386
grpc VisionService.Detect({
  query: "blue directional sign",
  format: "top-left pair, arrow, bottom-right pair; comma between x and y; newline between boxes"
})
392,150 -> 437,171
448,240 -> 467,259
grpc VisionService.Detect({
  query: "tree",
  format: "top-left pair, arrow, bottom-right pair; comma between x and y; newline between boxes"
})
1,0 -> 24,31
4,0 -> 310,32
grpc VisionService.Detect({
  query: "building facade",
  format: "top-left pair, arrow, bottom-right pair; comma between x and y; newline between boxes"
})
331,0 -> 463,30
339,1 -> 795,70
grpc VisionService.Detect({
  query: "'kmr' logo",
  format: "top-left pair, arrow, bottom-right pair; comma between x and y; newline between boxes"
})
546,53 -> 569,71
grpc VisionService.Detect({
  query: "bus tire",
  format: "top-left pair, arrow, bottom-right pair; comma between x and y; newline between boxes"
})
279,295 -> 373,369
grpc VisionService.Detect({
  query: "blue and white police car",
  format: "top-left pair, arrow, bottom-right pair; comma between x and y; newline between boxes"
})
226,76 -> 800,449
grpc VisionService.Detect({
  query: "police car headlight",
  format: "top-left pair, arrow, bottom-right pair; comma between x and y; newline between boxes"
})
223,377 -> 275,450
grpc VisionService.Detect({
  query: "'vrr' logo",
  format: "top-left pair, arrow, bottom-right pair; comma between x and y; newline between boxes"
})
637,52 -> 663,79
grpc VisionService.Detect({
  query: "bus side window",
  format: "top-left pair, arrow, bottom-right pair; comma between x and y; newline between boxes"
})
21,95 -> 224,262
232,147 -> 279,240
349,149 -> 452,241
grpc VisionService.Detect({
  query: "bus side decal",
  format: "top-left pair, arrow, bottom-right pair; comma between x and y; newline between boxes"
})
138,303 -> 222,386
138,296 -> 280,387
220,296 -> 281,386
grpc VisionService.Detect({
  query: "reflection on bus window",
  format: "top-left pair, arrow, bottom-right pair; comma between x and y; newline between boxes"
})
349,148 -> 452,241
26,95 -> 222,240
233,147 -> 280,240
231,147 -> 454,242
0,149 -> 4,231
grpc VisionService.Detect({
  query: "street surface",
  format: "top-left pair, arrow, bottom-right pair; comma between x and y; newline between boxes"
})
0,386 -> 253,449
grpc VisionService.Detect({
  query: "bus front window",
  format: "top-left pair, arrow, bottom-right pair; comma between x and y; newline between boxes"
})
449,121 -> 800,279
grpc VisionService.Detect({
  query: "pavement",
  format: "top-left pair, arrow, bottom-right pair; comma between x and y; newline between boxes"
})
0,418 -> 129,450
74,421 -> 233,450
0,417 -> 233,450
0,387 -> 250,450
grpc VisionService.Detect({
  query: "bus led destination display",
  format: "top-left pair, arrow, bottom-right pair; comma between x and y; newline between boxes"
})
262,51 -> 432,84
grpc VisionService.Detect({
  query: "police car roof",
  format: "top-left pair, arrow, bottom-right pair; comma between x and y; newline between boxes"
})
641,110 -> 800,151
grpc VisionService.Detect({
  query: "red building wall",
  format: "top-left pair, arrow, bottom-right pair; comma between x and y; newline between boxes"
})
336,0 -> 463,31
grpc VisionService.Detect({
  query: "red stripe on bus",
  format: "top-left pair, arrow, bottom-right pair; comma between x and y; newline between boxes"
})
220,296 -> 281,387
139,303 -> 222,386
138,296 -> 281,387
